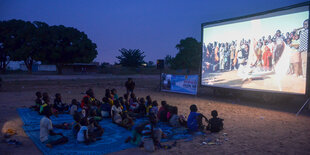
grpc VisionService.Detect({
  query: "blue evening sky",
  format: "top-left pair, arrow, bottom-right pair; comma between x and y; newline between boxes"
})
0,0 -> 308,63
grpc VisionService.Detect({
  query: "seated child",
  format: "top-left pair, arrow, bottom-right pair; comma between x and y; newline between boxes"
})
187,104 -> 208,132
81,89 -> 92,108
146,96 -> 152,107
111,100 -> 123,124
40,106 -> 68,148
129,98 -> 139,112
39,92 -> 50,115
145,96 -> 152,116
77,118 -> 96,144
111,88 -> 119,100
100,97 -> 111,118
112,101 -> 134,129
126,115 -> 164,150
150,101 -> 158,116
123,93 -> 130,108
31,91 -> 43,111
53,93 -> 69,113
207,110 -> 224,133
169,106 -> 187,128
70,99 -> 79,115
119,97 -> 128,112
129,93 -> 136,104
138,98 -> 146,116
81,97 -> 91,117
158,101 -> 169,122
72,112 -> 82,138
105,89 -> 114,103
88,110 -> 104,137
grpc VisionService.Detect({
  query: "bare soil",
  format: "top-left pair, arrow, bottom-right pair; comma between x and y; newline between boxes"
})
0,74 -> 309,155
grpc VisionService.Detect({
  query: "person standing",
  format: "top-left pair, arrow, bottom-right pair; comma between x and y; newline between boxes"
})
297,19 -> 308,78
230,41 -> 236,71
125,78 -> 135,95
219,43 -> 225,71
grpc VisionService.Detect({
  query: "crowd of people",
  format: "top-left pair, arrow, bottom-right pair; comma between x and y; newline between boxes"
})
203,19 -> 308,78
30,78 -> 224,151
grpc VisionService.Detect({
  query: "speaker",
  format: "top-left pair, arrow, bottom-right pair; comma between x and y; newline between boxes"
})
157,59 -> 164,69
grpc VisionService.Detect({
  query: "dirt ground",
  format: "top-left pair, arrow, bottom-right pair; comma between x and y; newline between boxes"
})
0,74 -> 310,155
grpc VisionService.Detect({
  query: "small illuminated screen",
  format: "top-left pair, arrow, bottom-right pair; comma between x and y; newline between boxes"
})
201,5 -> 309,94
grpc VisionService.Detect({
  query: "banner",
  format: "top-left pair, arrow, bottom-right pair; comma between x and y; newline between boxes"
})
161,73 -> 198,95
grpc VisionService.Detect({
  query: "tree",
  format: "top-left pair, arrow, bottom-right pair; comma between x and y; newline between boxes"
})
0,21 -> 11,73
116,48 -> 145,67
7,20 -> 39,73
164,54 -> 174,67
171,37 -> 201,70
0,20 -> 50,73
41,25 -> 98,74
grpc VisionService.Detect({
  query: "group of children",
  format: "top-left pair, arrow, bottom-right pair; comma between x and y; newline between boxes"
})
33,88 -> 224,151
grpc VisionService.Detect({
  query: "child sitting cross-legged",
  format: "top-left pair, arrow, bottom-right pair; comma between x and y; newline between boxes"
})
187,104 -> 208,132
53,93 -> 69,113
39,92 -> 51,115
40,106 -> 68,148
88,110 -> 104,138
137,98 -> 147,117
100,97 -> 111,118
149,101 -> 158,116
111,100 -> 134,129
125,114 -> 165,152
158,101 -> 169,122
169,106 -> 187,128
77,117 -> 96,145
145,96 -> 153,116
31,91 -> 43,111
111,88 -> 119,100
129,98 -> 139,113
207,110 -> 224,133
69,99 -> 79,115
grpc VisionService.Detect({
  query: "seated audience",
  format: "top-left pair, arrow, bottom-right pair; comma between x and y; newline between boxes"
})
145,96 -> 153,116
77,117 -> 96,144
31,91 -> 43,111
111,88 -> 119,100
187,104 -> 208,132
207,110 -> 224,133
169,106 -> 187,128
150,101 -> 159,116
88,110 -> 104,137
129,98 -> 139,112
39,92 -> 50,115
158,101 -> 169,122
53,93 -> 69,113
100,97 -> 111,118
69,99 -> 79,115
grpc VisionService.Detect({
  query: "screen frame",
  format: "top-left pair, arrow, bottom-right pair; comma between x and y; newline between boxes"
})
200,2 -> 310,96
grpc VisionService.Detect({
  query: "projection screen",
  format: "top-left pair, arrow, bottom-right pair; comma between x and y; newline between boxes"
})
201,3 -> 309,94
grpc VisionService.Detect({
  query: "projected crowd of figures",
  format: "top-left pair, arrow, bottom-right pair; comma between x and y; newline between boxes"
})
201,7 -> 309,94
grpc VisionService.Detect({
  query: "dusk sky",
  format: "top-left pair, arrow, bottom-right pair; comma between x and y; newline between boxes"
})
0,0 -> 308,64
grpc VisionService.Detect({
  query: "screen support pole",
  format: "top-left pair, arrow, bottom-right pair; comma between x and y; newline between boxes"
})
296,97 -> 310,116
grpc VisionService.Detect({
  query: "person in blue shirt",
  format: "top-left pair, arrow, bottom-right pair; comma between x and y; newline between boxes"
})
187,104 -> 208,132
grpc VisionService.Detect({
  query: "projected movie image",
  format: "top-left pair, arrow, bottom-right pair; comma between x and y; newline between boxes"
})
201,8 -> 309,94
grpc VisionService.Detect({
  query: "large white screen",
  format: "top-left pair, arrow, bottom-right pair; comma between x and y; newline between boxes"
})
201,5 -> 309,94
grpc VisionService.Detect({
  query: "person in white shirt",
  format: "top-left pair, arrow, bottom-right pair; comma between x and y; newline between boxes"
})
77,117 -> 94,144
40,106 -> 68,148
111,101 -> 123,124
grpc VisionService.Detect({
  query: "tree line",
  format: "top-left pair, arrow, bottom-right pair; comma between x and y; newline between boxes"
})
116,37 -> 201,70
0,19 -> 98,74
1,19 -> 201,74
